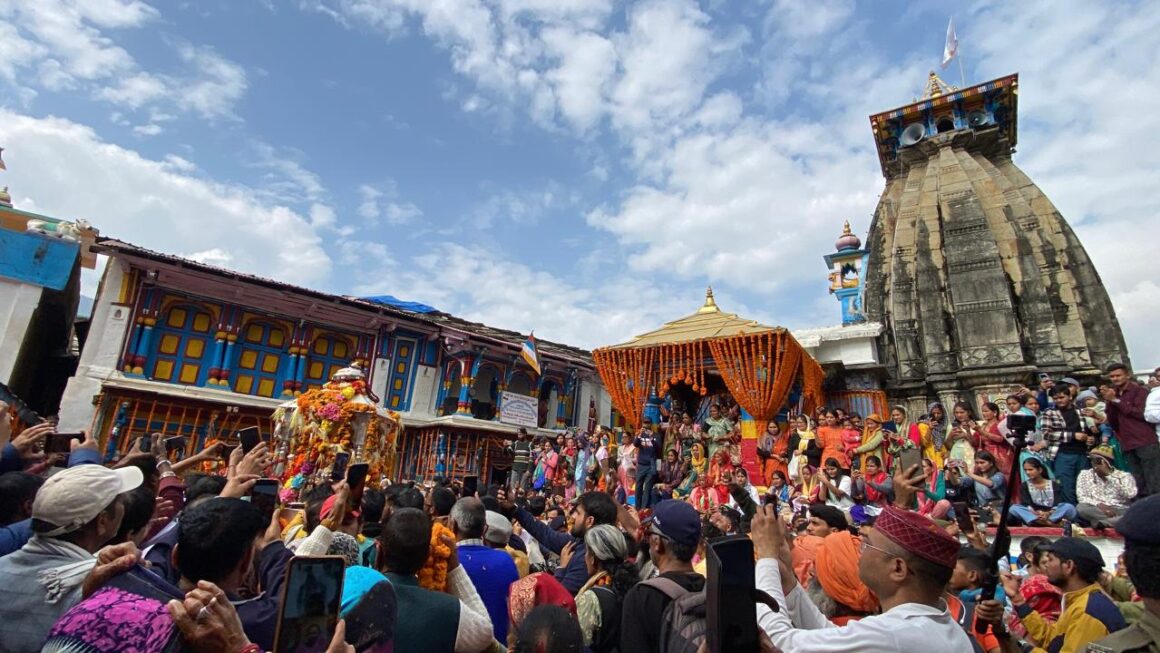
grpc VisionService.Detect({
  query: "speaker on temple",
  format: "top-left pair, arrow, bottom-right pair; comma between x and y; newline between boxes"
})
967,110 -> 992,128
899,122 -> 926,147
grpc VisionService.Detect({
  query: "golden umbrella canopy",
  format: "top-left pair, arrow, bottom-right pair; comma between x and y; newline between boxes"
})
593,288 -> 824,431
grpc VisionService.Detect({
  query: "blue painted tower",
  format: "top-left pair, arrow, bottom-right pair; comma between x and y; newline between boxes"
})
823,221 -> 868,325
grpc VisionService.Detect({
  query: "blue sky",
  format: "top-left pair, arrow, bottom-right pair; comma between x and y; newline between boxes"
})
2,0 -> 1158,365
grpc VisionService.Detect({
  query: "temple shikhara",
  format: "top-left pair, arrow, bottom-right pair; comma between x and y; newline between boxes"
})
0,70 -> 1134,486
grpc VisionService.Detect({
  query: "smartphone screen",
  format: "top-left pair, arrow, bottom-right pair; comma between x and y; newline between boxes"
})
164,436 -> 186,460
45,432 -> 84,455
251,479 -> 280,522
220,443 -> 238,461
330,452 -> 351,481
137,435 -> 152,453
462,474 -> 479,498
899,448 -> 923,481
706,535 -> 760,653
238,426 -> 263,454
274,556 -> 345,653
346,463 -> 369,508
952,501 -> 975,533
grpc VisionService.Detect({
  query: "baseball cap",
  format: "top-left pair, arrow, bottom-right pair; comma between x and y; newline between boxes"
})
1060,377 -> 1080,387
645,500 -> 701,548
1045,537 -> 1104,567
485,510 -> 512,545
33,464 -> 144,537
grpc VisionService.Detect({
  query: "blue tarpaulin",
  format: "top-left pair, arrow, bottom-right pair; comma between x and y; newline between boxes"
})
0,229 -> 79,291
360,295 -> 439,314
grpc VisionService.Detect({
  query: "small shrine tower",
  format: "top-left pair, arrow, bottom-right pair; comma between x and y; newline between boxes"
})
824,221 -> 868,325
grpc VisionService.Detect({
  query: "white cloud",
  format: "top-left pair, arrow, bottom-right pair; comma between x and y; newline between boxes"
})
0,109 -> 332,287
355,180 -> 422,226
0,1 -> 248,119
132,122 -> 163,136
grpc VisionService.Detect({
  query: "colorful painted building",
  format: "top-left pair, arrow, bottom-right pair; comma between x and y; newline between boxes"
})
56,238 -> 609,484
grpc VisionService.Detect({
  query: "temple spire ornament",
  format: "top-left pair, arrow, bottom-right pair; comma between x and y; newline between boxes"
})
697,286 -> 719,314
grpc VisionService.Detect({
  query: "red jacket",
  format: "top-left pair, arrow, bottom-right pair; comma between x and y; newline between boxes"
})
1107,382 -> 1154,451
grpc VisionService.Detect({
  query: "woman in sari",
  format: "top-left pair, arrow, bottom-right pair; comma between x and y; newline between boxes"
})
757,421 -> 789,485
674,442 -> 707,497
532,440 -> 558,491
883,425 -> 917,474
616,433 -> 636,505
851,413 -> 886,472
787,415 -> 821,481
507,572 -> 576,649
944,401 -> 978,468
925,402 -> 949,467
707,449 -> 735,505
976,401 -> 1015,480
815,410 -> 850,471
916,458 -> 950,519
890,405 -> 923,449
703,404 -> 735,462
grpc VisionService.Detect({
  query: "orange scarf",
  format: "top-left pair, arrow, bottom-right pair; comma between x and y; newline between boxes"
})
816,532 -> 878,614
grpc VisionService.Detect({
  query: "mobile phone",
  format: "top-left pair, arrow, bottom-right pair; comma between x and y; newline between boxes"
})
952,501 -> 975,533
346,462 -> 370,508
899,448 -> 923,481
238,426 -> 263,454
330,452 -> 351,481
250,478 -> 280,522
341,575 -> 397,651
463,474 -> 479,497
706,535 -> 761,653
164,435 -> 186,457
219,443 -> 238,460
45,432 -> 84,455
137,435 -> 152,453
273,556 -> 345,653
1062,520 -> 1074,538
762,490 -> 779,514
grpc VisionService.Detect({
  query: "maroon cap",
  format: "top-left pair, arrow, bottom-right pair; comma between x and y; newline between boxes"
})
873,506 -> 959,569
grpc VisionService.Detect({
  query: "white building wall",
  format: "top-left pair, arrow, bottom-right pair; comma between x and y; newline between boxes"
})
57,260 -> 133,431
0,278 -> 44,383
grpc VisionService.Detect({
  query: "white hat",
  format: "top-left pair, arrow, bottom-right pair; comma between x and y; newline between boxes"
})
33,464 -> 144,537
484,510 -> 512,545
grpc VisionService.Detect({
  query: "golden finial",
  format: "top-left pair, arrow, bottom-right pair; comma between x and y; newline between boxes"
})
922,71 -> 958,99
698,286 -> 720,314
842,220 -> 853,236
0,186 -> 11,208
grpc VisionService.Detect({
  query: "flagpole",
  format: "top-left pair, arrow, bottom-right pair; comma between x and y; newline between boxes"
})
957,49 -> 967,87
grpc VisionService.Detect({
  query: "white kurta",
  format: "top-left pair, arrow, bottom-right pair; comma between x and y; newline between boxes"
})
755,558 -> 975,653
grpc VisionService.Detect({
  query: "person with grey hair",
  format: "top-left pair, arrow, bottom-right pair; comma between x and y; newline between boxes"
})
573,524 -> 637,652
453,497 -> 519,643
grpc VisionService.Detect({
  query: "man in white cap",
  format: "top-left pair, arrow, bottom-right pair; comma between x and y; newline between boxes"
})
0,463 -> 143,652
485,510 -> 529,577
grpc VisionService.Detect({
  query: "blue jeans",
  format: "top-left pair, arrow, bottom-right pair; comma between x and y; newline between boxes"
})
1051,451 -> 1088,505
635,464 -> 657,510
1010,503 -> 1077,525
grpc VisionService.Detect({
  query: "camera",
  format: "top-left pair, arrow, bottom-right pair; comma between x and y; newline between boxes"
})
1005,413 -> 1036,432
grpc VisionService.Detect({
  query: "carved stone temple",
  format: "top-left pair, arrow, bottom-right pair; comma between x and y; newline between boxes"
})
860,72 -> 1130,408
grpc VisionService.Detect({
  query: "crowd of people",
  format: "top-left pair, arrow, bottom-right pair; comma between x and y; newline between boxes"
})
0,362 -> 1157,653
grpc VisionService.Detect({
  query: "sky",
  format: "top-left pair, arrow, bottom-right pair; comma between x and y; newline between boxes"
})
1,0 -> 1157,366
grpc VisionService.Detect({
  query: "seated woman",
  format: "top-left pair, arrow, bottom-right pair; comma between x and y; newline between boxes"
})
674,442 -> 707,498
1010,457 -> 1077,526
815,457 -> 855,513
852,455 -> 892,512
917,458 -> 950,520
706,449 -> 735,505
652,449 -> 685,503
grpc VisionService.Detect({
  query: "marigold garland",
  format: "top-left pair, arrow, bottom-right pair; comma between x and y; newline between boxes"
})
417,521 -> 454,591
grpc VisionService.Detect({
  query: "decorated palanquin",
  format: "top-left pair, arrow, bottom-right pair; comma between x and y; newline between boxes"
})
271,362 -> 402,499
591,289 -> 825,485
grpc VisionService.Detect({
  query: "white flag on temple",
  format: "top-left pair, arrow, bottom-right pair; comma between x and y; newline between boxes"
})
941,18 -> 958,68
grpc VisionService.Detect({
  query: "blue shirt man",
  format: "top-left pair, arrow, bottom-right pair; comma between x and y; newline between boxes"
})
452,498 -> 519,643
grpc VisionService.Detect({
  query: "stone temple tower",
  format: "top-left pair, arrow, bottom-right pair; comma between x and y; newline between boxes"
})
862,72 -> 1130,408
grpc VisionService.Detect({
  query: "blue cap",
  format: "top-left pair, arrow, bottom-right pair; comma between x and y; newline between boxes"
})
647,500 -> 702,548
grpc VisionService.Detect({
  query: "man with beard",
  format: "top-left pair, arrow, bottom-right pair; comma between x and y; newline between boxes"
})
504,491 -> 617,593
999,537 -> 1126,653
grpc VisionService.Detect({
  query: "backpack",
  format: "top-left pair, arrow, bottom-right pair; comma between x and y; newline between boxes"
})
590,585 -> 623,653
642,577 -> 707,653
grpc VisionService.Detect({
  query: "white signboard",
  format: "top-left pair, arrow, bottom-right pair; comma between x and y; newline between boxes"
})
500,391 -> 538,428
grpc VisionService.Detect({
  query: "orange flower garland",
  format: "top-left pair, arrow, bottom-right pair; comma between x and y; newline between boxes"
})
418,521 -> 454,591
285,378 -> 383,481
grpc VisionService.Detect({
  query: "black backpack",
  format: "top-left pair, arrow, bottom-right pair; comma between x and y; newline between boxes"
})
590,585 -> 622,653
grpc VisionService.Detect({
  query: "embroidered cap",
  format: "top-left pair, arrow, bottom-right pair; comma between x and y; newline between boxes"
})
872,505 -> 959,569
33,464 -> 144,537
